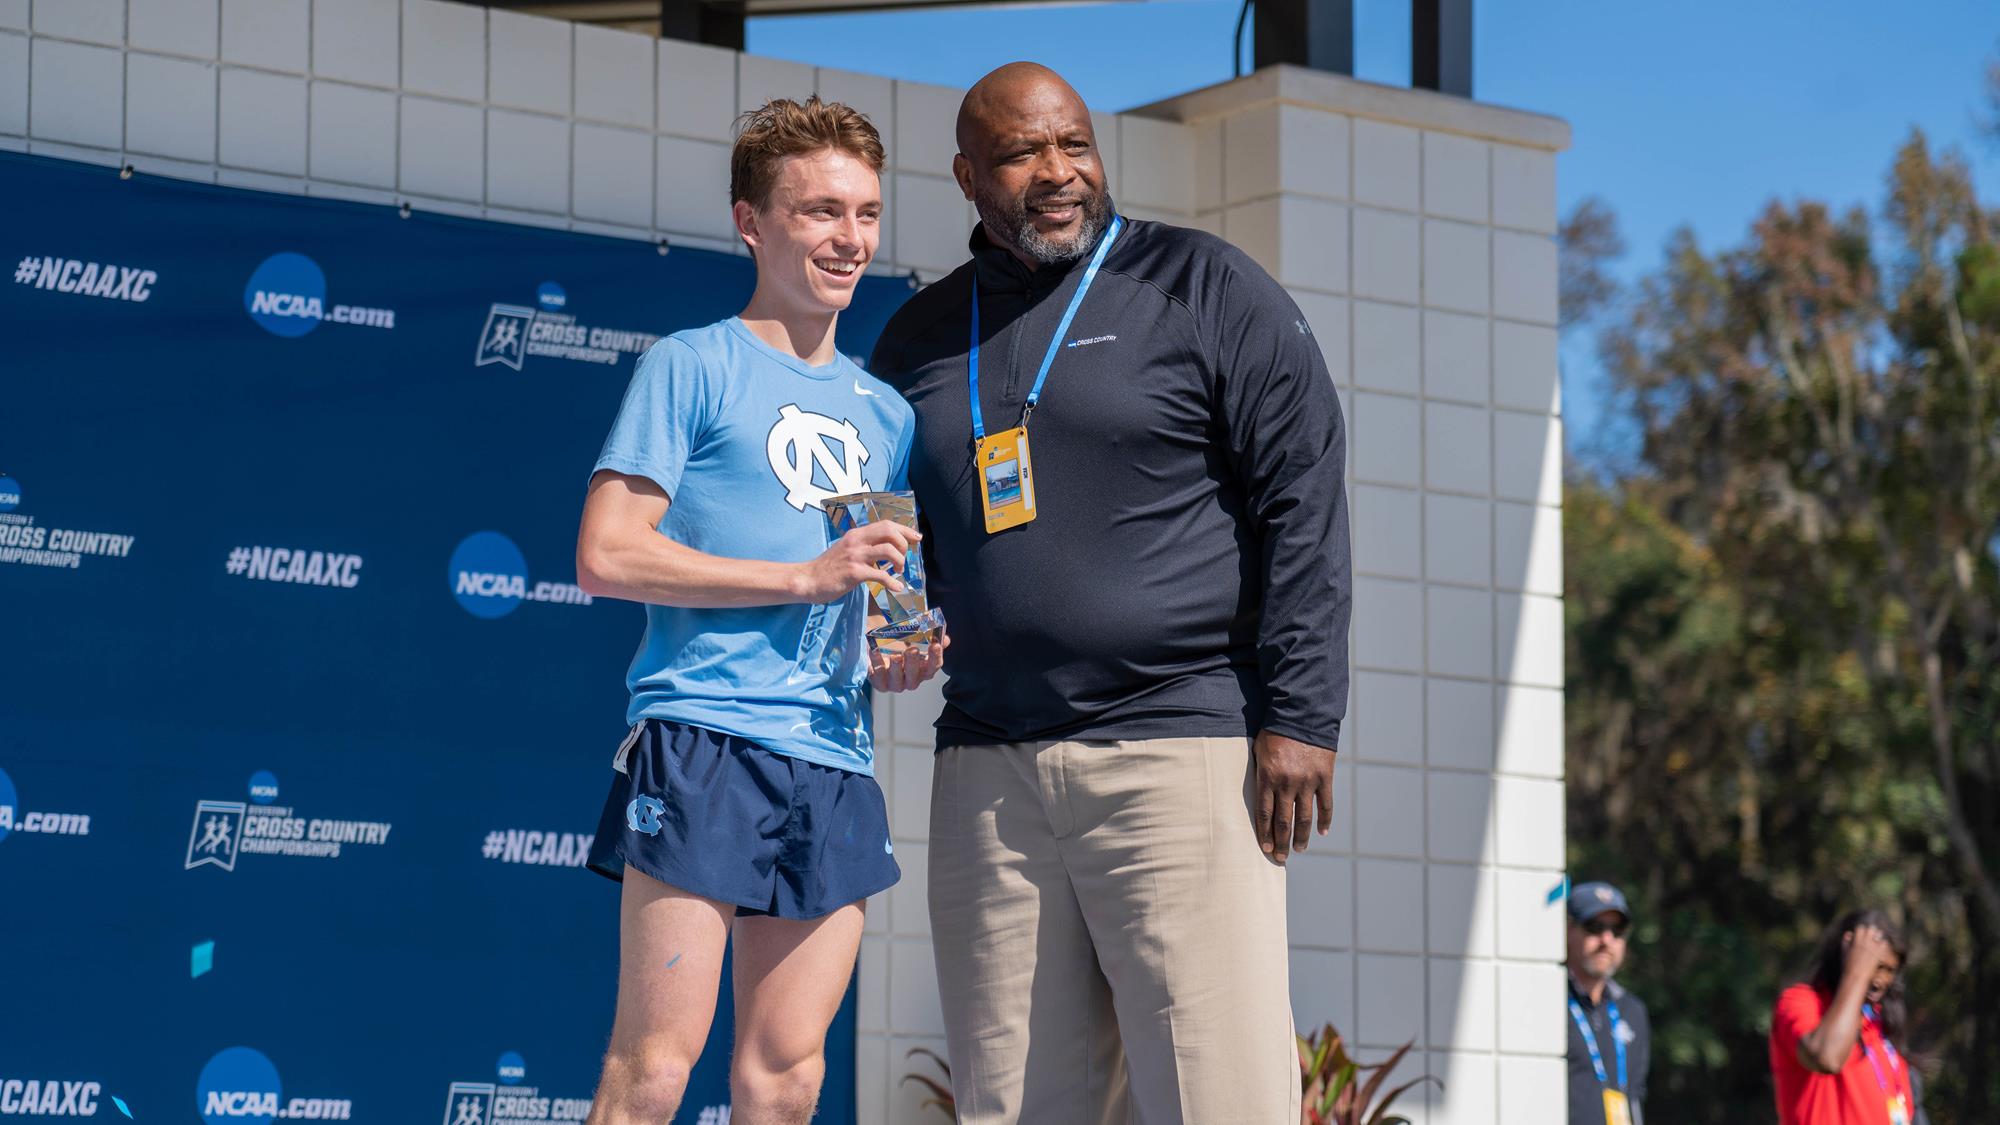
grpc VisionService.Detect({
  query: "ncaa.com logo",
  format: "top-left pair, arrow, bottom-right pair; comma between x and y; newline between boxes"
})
243,253 -> 396,338
197,1047 -> 351,1123
448,532 -> 592,619
0,764 -> 92,844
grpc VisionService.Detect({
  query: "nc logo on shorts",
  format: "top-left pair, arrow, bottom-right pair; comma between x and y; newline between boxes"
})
626,795 -> 665,836
243,252 -> 326,338
197,1046 -> 282,1125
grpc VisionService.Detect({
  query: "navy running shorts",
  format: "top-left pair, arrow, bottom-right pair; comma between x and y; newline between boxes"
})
586,718 -> 900,920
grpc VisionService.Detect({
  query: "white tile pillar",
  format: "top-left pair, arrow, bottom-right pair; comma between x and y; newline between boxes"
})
1130,65 -> 1572,1125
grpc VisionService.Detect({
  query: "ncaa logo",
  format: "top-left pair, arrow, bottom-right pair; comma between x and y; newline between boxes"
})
197,1047 -> 282,1125
496,1051 -> 526,1085
536,282 -> 566,311
0,475 -> 20,512
248,770 -> 279,805
0,765 -> 16,844
442,1083 -> 495,1125
243,252 -> 327,338
449,532 -> 528,619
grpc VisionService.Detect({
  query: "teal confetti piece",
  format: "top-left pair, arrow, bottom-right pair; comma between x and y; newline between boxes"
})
111,1095 -> 132,1118
191,940 -> 215,979
1546,875 -> 1569,905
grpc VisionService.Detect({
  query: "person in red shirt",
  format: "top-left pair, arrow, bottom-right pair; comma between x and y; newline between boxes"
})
1769,910 -> 1921,1125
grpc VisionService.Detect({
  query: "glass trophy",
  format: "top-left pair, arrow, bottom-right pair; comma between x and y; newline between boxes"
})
822,490 -> 946,655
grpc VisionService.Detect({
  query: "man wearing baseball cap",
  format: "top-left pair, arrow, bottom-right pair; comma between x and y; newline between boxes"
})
1567,881 -> 1652,1125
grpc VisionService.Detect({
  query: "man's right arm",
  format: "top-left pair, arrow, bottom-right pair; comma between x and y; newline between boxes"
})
575,470 -> 917,608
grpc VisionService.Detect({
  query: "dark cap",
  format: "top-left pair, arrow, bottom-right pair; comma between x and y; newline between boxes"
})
1568,882 -> 1630,925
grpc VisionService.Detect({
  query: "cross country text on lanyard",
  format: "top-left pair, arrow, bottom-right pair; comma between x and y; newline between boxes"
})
1569,995 -> 1628,1091
967,215 -> 1124,441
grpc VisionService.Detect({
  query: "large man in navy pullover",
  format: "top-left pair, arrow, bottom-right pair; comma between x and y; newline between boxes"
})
871,62 -> 1352,1125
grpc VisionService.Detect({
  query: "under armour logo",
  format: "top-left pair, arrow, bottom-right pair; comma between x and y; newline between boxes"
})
765,403 -> 869,512
626,795 -> 665,836
1296,320 -> 1311,335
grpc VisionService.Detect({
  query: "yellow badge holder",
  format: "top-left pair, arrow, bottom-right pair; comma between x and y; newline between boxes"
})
976,426 -> 1036,533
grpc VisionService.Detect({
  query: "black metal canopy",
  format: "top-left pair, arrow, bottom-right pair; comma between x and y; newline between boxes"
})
480,0 -> 1471,95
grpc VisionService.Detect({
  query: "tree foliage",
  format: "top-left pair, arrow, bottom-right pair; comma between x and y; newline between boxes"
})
1564,129 -> 2000,1121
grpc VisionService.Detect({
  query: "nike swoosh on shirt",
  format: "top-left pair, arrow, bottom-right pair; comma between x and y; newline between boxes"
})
853,381 -> 880,396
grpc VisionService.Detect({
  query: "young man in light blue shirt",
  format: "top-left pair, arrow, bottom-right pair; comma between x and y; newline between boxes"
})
575,96 -> 943,1125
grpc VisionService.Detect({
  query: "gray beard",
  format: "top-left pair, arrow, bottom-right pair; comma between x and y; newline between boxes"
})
976,187 -> 1115,266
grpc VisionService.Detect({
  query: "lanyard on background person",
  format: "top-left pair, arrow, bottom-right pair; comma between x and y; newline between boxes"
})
1570,994 -> 1633,1125
1860,1003 -> 1911,1125
1569,995 -> 1628,1090
965,216 -> 1123,534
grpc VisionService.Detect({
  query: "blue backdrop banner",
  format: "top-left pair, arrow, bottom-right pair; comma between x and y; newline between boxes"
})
0,151 -> 913,1125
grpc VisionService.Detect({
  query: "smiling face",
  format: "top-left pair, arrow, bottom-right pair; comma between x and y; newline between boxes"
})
734,147 -> 881,317
954,65 -> 1113,267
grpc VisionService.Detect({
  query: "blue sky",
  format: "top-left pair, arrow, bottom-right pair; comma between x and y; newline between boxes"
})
748,0 -> 2000,453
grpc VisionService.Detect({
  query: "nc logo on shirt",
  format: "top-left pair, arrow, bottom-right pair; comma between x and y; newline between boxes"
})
766,404 -> 870,512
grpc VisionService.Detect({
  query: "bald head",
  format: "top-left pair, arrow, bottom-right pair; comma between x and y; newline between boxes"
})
955,63 -> 1087,156
951,63 -> 1113,268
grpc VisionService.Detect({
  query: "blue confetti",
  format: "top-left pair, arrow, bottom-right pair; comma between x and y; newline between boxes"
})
665,953 -> 682,970
191,940 -> 215,979
111,1095 -> 132,1118
1546,875 -> 1570,905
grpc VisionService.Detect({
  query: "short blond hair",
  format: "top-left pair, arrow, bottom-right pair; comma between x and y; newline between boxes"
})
730,96 -> 886,210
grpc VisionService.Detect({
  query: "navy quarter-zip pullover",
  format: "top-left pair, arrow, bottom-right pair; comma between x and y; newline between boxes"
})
870,218 -> 1352,750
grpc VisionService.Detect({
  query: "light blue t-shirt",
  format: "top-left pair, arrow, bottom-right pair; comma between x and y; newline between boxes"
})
593,317 -> 916,775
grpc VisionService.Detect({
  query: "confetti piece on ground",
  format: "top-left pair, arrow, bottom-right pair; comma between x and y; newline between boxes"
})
191,940 -> 215,979
1547,875 -> 1570,905
665,953 -> 682,970
111,1095 -> 132,1118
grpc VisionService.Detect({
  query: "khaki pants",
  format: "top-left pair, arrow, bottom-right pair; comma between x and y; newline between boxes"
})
928,737 -> 1300,1125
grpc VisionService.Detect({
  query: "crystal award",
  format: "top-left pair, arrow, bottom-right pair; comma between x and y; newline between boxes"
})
821,490 -> 946,655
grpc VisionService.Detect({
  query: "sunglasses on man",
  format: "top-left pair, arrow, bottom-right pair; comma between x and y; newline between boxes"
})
1581,918 -> 1629,939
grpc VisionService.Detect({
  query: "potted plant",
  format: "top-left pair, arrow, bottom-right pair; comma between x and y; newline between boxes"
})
1296,1023 -> 1440,1125
900,1023 -> 1440,1124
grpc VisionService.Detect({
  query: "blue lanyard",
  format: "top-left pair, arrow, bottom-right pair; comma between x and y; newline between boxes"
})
968,215 -> 1123,442
1860,1004 -> 1904,1096
1568,995 -> 1628,1091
